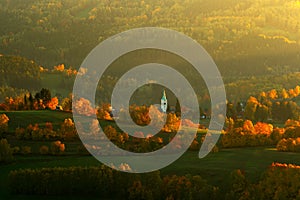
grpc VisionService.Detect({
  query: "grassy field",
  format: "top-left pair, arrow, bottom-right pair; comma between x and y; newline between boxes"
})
1,147 -> 300,199
1,110 -> 300,199
0,110 -> 72,132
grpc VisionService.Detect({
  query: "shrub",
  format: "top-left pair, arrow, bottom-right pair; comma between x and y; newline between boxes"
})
39,145 -> 49,155
283,126 -> 300,139
254,163 -> 300,199
189,140 -> 200,151
270,128 -> 285,143
15,128 -> 25,140
211,145 -> 219,153
225,170 -> 251,200
21,146 -> 31,155
128,181 -> 154,200
60,118 -> 77,141
8,164 -> 221,199
220,121 -> 274,148
276,137 -> 300,152
8,166 -> 161,198
15,123 -> 60,141
0,139 -> 14,163
0,114 -> 9,137
162,174 -> 218,200
50,140 -> 65,155
12,146 -> 20,155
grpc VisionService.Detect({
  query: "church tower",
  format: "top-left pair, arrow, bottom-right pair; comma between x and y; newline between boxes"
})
161,89 -> 168,113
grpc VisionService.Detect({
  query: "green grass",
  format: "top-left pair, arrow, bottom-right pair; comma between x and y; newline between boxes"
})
76,7 -> 93,19
0,110 -> 72,132
1,147 -> 300,199
2,111 -> 300,198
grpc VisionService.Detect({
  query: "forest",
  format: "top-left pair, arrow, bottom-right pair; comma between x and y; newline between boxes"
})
1,0 -> 300,102
1,0 -> 300,199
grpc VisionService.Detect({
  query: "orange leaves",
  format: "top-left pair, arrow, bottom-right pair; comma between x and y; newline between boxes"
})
243,120 -> 255,133
47,97 -> 58,110
73,97 -> 95,116
281,89 -> 289,99
97,103 -> 113,121
53,64 -> 77,76
104,125 -> 119,142
163,113 -> 180,133
254,122 -> 273,135
221,120 -> 275,148
129,105 -> 151,126
295,85 -> 300,96
256,162 -> 300,199
271,162 -> 300,169
244,96 -> 259,120
248,96 -> 259,104
276,137 -> 300,152
268,89 -> 278,99
0,114 -> 9,125
242,120 -> 272,135
60,118 -> 77,141
261,85 -> 300,100
53,64 -> 65,72
51,140 -> 65,155
285,119 -> 300,127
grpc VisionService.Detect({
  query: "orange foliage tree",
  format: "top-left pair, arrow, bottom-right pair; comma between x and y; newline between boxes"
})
0,114 -> 9,137
60,118 -> 77,141
97,103 -> 113,121
73,97 -> 95,116
254,163 -> 300,199
47,97 -> 59,110
53,64 -> 64,72
244,96 -> 258,120
51,140 -> 65,155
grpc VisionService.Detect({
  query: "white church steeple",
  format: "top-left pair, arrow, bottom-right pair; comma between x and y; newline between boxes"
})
161,89 -> 168,113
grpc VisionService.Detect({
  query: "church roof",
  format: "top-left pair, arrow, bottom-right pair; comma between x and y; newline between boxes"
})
161,90 -> 167,100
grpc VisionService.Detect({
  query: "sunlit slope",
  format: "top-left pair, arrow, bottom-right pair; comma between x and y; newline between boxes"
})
0,0 -> 299,77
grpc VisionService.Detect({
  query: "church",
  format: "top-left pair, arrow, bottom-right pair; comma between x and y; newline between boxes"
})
160,89 -> 178,114
160,90 -> 168,113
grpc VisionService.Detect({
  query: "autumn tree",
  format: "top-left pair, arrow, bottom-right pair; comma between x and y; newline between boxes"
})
244,97 -> 258,121
0,114 -> 9,138
97,103 -> 113,121
255,104 -> 269,122
254,122 -> 273,135
51,140 -> 65,155
35,88 -> 51,108
281,89 -> 289,99
226,102 -> 237,119
268,89 -> 278,99
73,97 -> 95,116
47,97 -> 59,110
53,64 -> 65,72
255,163 -> 300,199
60,118 -> 77,141
61,97 -> 72,111
0,139 -> 14,163
129,105 -> 151,126
225,170 -> 250,200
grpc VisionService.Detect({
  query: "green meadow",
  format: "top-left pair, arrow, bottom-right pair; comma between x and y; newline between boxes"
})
1,111 -> 300,199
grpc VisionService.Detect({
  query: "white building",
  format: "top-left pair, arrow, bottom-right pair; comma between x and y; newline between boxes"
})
161,90 -> 168,113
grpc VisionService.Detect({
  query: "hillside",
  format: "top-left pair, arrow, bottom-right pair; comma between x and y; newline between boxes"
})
1,0 -> 300,103
0,0 -> 299,77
